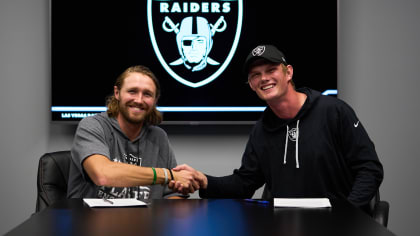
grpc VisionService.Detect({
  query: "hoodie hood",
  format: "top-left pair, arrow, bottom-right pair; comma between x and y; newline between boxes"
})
261,88 -> 322,168
262,87 -> 321,131
96,112 -> 149,142
93,112 -> 150,166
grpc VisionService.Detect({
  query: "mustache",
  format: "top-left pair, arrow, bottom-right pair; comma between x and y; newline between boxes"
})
126,101 -> 149,109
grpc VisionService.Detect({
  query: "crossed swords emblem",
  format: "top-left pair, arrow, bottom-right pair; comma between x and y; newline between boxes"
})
162,16 -> 227,69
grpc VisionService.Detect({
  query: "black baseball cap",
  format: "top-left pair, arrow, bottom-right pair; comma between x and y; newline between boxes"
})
243,45 -> 288,74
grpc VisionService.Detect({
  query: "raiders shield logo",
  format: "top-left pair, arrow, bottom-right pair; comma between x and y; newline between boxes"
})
147,0 -> 243,88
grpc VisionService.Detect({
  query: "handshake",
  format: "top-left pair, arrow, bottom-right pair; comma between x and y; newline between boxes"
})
168,164 -> 208,195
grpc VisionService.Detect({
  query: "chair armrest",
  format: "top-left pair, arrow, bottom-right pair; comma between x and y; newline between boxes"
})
372,201 -> 389,227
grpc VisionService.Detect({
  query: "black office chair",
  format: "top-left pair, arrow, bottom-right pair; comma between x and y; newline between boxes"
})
35,151 -> 72,212
367,190 -> 390,227
261,186 -> 390,227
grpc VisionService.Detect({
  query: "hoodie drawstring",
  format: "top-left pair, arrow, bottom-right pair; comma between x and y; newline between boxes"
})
283,120 -> 300,168
283,125 -> 289,164
295,120 -> 300,168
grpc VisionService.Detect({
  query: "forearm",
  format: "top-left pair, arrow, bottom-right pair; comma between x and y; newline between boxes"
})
348,172 -> 383,206
84,154 -> 169,187
101,162 -> 168,187
199,174 -> 256,199
348,161 -> 384,206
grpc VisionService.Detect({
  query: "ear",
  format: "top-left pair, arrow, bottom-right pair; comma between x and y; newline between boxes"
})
114,86 -> 120,100
285,65 -> 294,82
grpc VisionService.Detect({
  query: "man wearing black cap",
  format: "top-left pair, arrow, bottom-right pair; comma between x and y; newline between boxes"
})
171,45 -> 384,210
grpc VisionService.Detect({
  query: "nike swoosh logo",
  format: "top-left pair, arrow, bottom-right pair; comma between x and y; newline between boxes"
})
354,121 -> 360,127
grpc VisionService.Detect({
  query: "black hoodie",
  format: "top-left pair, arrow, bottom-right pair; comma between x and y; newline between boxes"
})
200,88 -> 383,207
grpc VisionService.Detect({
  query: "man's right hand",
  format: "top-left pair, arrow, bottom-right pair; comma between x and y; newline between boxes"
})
169,164 -> 208,195
171,169 -> 200,194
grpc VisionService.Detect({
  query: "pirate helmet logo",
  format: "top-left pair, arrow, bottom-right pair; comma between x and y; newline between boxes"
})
252,46 -> 266,56
147,0 -> 243,88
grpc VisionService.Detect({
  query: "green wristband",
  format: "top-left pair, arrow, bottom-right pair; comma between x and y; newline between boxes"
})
152,167 -> 157,185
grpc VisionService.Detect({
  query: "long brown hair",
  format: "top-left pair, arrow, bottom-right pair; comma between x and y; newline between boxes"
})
106,65 -> 162,125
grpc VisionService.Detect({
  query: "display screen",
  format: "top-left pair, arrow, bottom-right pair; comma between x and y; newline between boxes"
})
51,0 -> 337,124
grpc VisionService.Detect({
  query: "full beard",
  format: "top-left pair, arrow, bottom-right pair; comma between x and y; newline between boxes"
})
119,102 -> 152,125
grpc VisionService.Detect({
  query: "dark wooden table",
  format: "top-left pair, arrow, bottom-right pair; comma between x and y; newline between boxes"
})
6,198 -> 395,236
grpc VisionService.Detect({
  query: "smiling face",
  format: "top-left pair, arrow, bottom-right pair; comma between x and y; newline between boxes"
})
247,62 -> 293,104
114,72 -> 157,125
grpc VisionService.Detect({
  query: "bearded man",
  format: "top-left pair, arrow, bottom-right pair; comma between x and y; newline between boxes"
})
67,65 -> 198,200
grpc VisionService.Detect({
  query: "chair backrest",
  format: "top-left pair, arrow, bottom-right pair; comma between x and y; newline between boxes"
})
261,184 -> 272,200
36,151 -> 72,212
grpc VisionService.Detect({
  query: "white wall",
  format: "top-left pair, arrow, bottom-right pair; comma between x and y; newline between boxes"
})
0,0 -> 49,233
338,1 -> 420,235
1,0 -> 419,235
